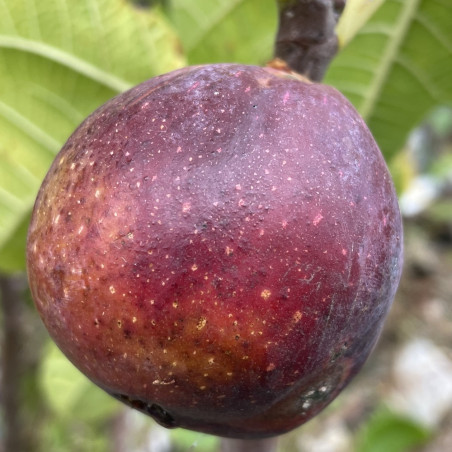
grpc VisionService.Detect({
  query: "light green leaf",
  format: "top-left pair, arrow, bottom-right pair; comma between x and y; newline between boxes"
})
167,0 -> 277,66
337,0 -> 386,46
0,0 -> 185,273
326,0 -> 452,160
40,341 -> 120,422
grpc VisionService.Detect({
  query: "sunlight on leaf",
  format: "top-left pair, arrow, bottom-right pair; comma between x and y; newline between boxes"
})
168,0 -> 277,66
0,0 -> 185,272
337,0 -> 386,46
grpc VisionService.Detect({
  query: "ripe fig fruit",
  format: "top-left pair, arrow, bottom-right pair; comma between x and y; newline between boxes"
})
27,64 -> 403,439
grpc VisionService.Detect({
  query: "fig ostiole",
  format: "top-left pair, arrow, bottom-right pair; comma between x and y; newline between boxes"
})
27,64 -> 403,439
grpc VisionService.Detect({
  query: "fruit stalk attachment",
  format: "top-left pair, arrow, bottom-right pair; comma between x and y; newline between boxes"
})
274,0 -> 346,81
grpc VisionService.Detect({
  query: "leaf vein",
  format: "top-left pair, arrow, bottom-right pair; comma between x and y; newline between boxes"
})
396,55 -> 439,101
0,35 -> 132,92
360,0 -> 421,119
0,100 -> 61,154
415,12 -> 452,55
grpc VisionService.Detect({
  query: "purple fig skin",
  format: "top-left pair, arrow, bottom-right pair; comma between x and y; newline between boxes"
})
27,64 -> 403,439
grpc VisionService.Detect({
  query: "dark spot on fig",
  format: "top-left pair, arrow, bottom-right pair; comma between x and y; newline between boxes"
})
330,341 -> 349,362
279,287 -> 290,300
194,222 -> 208,233
148,403 -> 177,428
50,264 -> 65,286
111,393 -> 177,428
123,329 -> 132,339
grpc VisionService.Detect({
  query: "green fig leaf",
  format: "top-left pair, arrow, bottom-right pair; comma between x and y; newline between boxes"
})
0,0 -> 184,273
355,406 -> 431,452
167,0 -> 277,66
40,341 -> 120,422
326,0 -> 452,160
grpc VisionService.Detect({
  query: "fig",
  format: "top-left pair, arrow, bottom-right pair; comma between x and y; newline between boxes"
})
27,64 -> 403,438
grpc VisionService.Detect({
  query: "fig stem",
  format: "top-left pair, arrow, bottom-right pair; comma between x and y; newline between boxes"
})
273,0 -> 347,81
220,437 -> 279,452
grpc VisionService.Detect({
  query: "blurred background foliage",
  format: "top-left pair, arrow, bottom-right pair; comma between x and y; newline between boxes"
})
0,0 -> 451,451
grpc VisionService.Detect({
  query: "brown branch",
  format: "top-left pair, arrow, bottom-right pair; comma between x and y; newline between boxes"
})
0,273 -> 46,452
274,0 -> 346,81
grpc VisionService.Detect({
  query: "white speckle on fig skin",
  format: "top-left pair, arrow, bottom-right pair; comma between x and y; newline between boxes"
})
27,64 -> 402,439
